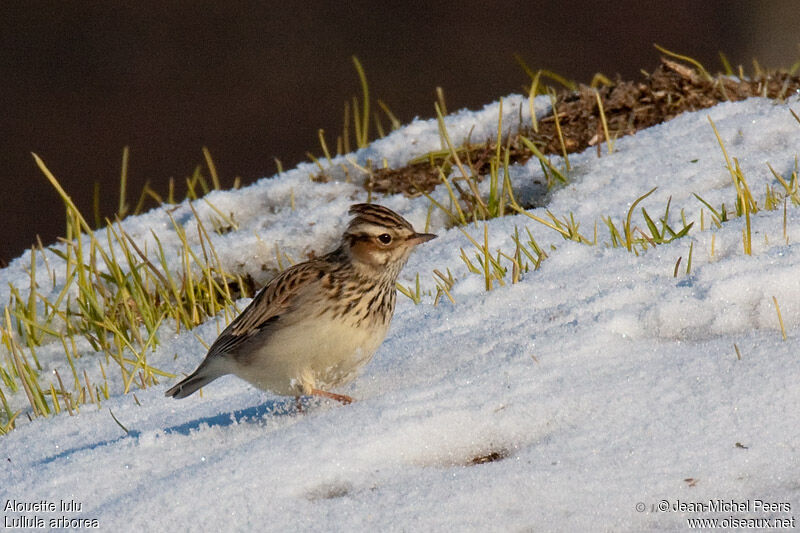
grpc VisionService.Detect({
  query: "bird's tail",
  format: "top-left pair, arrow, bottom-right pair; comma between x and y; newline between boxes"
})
165,360 -> 224,399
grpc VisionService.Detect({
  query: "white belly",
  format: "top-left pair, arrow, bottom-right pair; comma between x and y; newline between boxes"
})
230,315 -> 389,396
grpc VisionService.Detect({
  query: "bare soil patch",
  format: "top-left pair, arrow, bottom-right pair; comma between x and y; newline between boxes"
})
359,58 -> 800,197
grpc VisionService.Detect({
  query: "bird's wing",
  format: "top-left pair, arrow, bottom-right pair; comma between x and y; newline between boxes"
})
204,261 -> 323,359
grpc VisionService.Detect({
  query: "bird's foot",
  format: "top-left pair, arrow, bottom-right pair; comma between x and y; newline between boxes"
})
310,388 -> 353,405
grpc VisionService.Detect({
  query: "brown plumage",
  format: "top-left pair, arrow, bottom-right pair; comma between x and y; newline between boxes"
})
165,203 -> 436,405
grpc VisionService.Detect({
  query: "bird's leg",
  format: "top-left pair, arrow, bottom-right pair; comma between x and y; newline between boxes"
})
310,388 -> 353,405
295,396 -> 304,413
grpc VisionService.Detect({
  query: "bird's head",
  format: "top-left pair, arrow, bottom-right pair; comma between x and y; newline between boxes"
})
342,203 -> 436,275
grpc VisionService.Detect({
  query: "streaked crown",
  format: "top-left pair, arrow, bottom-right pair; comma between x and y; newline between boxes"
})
342,203 -> 436,271
346,203 -> 413,235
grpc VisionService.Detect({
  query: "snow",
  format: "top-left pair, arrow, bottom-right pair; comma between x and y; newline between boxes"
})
3,94 -> 800,531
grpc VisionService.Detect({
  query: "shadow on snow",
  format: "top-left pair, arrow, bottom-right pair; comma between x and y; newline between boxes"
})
32,398 -> 294,467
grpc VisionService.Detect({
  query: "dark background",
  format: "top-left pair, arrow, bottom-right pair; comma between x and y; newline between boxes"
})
2,1 -> 799,263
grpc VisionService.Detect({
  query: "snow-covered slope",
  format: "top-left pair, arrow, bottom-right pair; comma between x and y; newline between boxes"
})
2,95 -> 800,531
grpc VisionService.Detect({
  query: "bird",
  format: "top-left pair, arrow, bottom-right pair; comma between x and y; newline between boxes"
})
165,203 -> 436,406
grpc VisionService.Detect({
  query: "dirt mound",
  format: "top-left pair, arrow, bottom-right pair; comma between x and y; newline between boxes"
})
362,58 -> 800,197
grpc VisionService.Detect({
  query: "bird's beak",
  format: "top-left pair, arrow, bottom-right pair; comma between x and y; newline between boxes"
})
406,232 -> 437,246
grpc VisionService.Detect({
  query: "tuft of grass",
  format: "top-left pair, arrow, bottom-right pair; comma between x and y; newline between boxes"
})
92,146 -> 232,230
707,116 -> 757,254
432,269 -> 456,306
602,188 -> 694,254
396,222 -> 550,303
622,187 -> 657,252
0,154 -> 252,432
767,160 -> 800,206
456,224 -> 556,291
310,56 -> 403,180
641,196 -> 695,245
459,224 -> 508,291
396,273 -> 423,305
695,114 -> 800,258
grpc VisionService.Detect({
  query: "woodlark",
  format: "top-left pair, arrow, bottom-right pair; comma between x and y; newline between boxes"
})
165,203 -> 436,405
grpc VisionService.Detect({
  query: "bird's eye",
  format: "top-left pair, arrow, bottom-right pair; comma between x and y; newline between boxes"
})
377,233 -> 392,244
